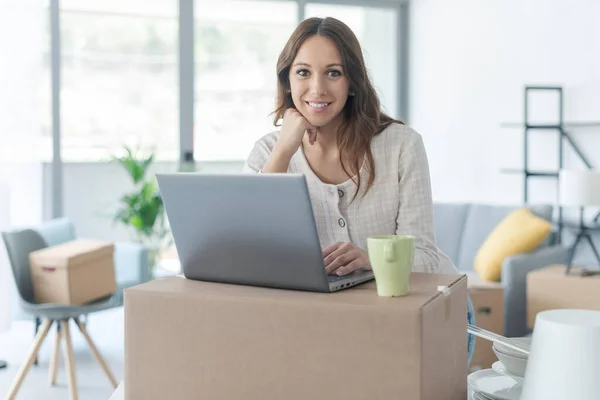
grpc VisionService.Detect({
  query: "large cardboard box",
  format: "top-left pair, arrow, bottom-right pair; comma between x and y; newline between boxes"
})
125,273 -> 468,400
29,239 -> 116,305
527,265 -> 600,328
467,275 -> 504,372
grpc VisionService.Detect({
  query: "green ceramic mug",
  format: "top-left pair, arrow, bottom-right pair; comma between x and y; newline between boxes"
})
367,235 -> 415,297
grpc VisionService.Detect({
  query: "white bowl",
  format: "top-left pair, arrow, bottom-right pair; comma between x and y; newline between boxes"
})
492,347 -> 528,377
492,337 -> 531,359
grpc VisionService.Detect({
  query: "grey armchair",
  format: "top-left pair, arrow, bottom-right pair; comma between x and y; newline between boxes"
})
15,218 -> 148,367
35,218 -> 150,301
433,203 -> 569,337
1,227 -> 121,400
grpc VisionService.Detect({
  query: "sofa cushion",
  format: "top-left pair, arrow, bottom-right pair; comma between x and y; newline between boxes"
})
433,203 -> 470,266
455,204 -> 553,271
474,207 -> 552,281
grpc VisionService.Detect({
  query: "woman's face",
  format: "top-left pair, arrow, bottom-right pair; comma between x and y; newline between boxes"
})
289,35 -> 350,129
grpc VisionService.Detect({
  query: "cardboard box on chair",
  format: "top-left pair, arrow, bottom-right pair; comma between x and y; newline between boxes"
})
125,273 -> 468,400
29,239 -> 116,305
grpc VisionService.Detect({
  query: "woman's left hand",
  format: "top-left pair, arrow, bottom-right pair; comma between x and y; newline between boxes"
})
322,242 -> 371,276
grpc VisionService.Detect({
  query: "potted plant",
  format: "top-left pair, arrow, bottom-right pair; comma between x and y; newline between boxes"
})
110,145 -> 172,279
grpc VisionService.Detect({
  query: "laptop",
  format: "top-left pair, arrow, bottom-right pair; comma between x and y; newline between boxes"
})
155,173 -> 374,292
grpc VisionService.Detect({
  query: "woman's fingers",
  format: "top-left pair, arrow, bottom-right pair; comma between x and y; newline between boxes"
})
325,249 -> 361,274
323,243 -> 371,276
325,251 -> 349,274
322,242 -> 342,259
335,259 -> 364,276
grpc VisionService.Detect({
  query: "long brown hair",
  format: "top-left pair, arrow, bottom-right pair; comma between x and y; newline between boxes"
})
273,17 -> 403,199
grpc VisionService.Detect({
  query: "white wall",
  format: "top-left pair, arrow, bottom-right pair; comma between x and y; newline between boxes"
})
0,183 -> 11,331
0,0 -> 44,227
1,0 -> 45,321
410,0 -> 600,207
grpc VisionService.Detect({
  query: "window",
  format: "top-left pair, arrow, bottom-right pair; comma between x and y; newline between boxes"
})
193,0 -> 298,162
58,0 -> 178,161
0,1 -> 45,226
40,1 -> 52,162
305,4 -> 399,119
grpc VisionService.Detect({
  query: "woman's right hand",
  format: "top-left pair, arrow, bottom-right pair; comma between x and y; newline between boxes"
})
274,108 -> 317,158
262,108 -> 316,173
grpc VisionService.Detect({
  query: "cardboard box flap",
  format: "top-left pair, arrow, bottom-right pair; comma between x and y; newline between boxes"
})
126,272 -> 466,312
29,239 -> 114,269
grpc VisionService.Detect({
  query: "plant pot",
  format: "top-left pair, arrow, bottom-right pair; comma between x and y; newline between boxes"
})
135,237 -> 162,281
147,246 -> 160,280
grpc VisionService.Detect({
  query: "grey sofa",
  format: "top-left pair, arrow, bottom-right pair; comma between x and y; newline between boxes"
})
433,203 -> 569,337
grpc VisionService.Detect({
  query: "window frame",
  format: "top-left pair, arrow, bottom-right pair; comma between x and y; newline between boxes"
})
48,0 -> 409,217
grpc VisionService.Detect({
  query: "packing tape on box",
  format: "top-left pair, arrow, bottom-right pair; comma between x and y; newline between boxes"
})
437,285 -> 452,320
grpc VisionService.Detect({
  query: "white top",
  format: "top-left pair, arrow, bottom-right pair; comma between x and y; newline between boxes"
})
243,123 -> 458,274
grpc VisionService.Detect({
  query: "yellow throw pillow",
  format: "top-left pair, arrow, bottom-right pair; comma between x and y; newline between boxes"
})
474,207 -> 552,281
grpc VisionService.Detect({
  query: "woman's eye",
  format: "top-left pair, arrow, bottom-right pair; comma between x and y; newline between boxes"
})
327,69 -> 342,77
296,69 -> 310,77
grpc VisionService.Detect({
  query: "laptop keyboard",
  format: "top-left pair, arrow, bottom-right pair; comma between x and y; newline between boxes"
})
328,274 -> 350,282
328,271 -> 369,282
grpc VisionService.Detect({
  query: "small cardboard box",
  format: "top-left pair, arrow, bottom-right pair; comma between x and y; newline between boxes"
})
125,273 -> 468,400
527,265 -> 600,328
29,239 -> 116,305
467,275 -> 504,371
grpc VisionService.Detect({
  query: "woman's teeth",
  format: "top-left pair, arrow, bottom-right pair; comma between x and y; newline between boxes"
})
308,102 -> 329,109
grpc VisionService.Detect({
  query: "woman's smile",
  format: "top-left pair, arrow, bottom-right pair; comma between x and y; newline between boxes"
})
305,101 -> 332,113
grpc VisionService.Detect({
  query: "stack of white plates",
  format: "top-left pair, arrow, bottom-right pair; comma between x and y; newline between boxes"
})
468,369 -> 522,399
467,337 -> 531,399
470,310 -> 600,399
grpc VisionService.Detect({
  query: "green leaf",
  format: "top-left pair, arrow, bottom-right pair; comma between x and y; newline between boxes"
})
109,145 -> 156,184
108,144 -> 171,244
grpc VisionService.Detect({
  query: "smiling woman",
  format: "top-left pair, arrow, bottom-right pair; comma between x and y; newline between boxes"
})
287,36 -> 350,131
243,16 -> 474,365
244,17 -> 456,276
269,18 -> 401,198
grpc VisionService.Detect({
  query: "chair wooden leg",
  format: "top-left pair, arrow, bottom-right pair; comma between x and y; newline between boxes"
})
49,321 -> 62,386
62,319 -> 78,400
5,319 -> 53,400
33,316 -> 41,366
74,317 -> 118,388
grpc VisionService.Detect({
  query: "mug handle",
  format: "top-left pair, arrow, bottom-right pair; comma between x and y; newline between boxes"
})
384,241 -> 396,262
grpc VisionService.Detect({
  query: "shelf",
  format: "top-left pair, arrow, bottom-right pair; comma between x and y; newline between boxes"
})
500,169 -> 559,177
500,121 -> 600,129
525,125 -> 564,130
525,86 -> 562,91
503,85 -> 598,244
561,222 -> 600,231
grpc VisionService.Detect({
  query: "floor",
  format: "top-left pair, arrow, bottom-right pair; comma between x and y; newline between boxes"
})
0,307 -> 124,400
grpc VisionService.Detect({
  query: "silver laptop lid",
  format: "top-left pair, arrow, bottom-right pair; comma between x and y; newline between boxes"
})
156,173 -> 332,292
